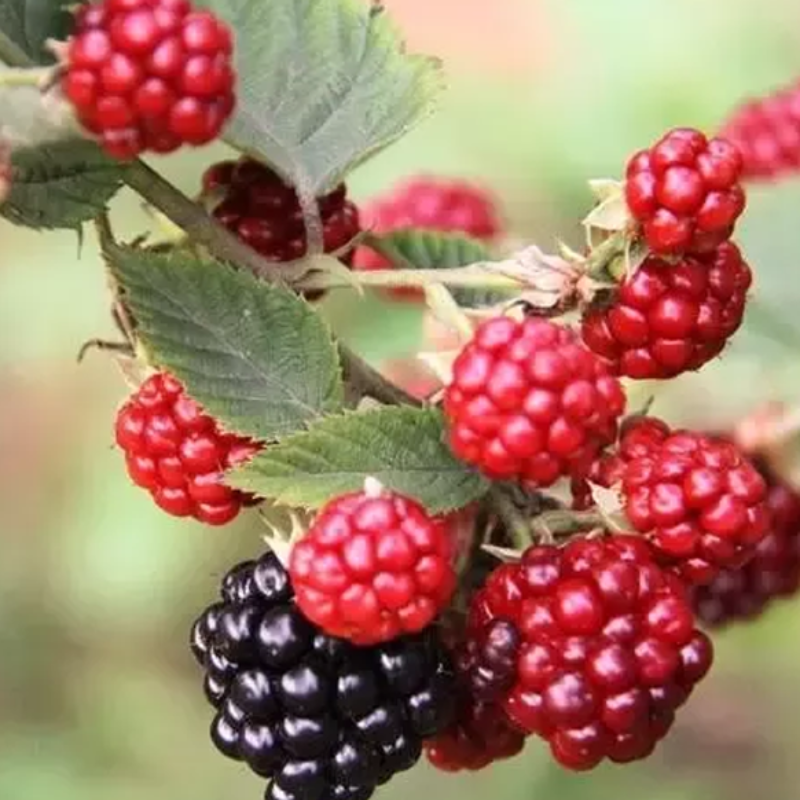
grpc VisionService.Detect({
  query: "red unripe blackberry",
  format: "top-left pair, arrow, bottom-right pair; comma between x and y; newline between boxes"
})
718,81 -> 800,181
691,466 -> 800,627
289,481 -> 456,646
444,316 -> 626,487
352,176 -> 502,301
468,535 -> 713,770
581,242 -> 752,380
624,128 -> 745,255
424,698 -> 525,772
191,551 -> 456,800
201,157 -> 360,297
619,425 -> 770,585
115,372 -> 261,525
64,0 -> 236,158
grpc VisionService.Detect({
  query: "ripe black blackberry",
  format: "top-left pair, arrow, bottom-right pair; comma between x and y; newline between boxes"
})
190,551 -> 455,800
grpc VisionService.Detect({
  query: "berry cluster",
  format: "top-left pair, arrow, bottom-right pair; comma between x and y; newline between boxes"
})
581,242 -> 752,379
115,372 -> 261,525
98,116 -> 795,796
624,128 -> 745,255
464,535 -> 713,770
191,551 -> 455,800
444,316 -> 626,487
691,461 -> 800,627
289,485 -> 456,645
589,417 -> 770,586
64,0 -> 236,158
719,80 -> 800,181
203,158 -> 361,268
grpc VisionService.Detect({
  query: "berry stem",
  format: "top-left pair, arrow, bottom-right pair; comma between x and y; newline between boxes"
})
0,66 -> 54,88
584,230 -> 629,278
530,509 -> 606,542
297,265 -> 520,292
488,486 -> 532,549
295,179 -> 325,256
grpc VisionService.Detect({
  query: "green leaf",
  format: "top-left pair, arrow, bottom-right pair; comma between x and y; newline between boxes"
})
1,141 -> 126,230
230,406 -> 489,514
196,0 -> 442,194
0,0 -> 71,64
374,228 -> 515,307
108,244 -> 344,441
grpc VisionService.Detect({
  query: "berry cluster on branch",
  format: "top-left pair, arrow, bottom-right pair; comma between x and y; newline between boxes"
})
4,0 -> 800,795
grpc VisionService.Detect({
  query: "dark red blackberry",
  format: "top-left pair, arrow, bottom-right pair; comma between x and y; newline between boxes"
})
190,551 -> 455,800
467,535 -> 714,770
691,468 -> 800,627
423,623 -> 526,773
425,699 -> 525,773
201,157 -> 360,299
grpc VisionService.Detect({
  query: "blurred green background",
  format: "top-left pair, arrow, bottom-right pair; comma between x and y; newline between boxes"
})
3,0 -> 800,798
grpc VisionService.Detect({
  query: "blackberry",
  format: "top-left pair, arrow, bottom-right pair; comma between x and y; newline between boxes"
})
190,551 -> 455,800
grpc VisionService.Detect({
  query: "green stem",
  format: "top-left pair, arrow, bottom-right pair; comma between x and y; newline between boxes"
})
489,486 -> 531,550
585,230 -> 627,278
531,509 -> 605,542
297,265 -> 519,292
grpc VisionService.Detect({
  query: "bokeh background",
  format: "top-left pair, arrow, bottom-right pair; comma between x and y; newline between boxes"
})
3,0 -> 800,798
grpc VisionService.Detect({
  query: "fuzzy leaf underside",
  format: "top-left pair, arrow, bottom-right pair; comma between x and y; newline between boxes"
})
197,0 -> 443,195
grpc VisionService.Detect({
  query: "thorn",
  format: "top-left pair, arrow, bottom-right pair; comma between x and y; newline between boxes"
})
363,476 -> 384,498
77,338 -> 135,363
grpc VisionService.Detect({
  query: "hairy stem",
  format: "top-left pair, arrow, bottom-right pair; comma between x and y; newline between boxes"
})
489,486 -> 531,550
295,181 -> 324,256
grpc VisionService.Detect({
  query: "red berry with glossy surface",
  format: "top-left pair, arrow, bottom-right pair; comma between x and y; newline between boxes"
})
719,81 -> 800,181
425,697 -> 525,772
444,317 -> 626,487
201,157 -> 360,296
115,372 -> 261,525
65,0 -> 236,158
620,425 -> 770,585
581,242 -> 752,379
353,176 -> 502,301
625,128 -> 745,254
691,464 -> 800,627
468,535 -> 713,770
289,483 -> 456,645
